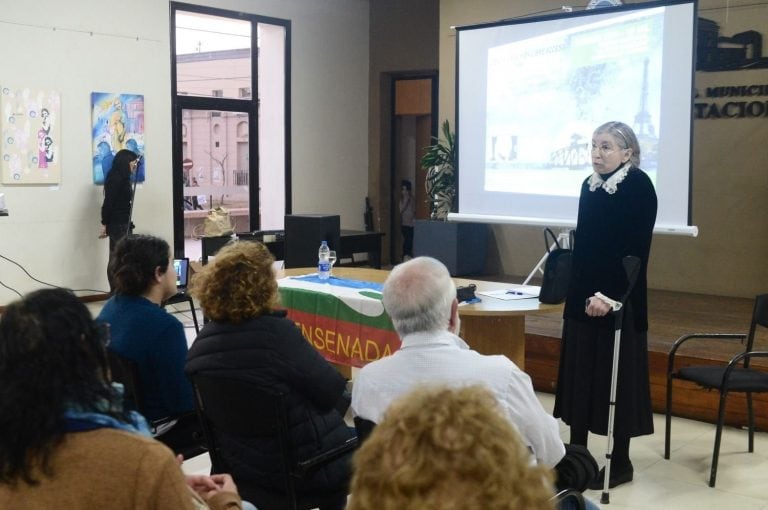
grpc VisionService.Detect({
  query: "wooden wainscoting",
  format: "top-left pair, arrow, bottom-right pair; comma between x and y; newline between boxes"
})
524,289 -> 768,431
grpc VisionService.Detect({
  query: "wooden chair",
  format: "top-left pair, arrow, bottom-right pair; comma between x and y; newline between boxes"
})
191,372 -> 358,510
665,293 -> 768,487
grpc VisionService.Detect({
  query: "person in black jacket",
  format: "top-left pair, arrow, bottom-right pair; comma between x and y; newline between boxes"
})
187,241 -> 355,510
553,121 -> 657,490
100,149 -> 139,291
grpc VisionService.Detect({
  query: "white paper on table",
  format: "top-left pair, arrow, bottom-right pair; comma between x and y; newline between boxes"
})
476,285 -> 541,300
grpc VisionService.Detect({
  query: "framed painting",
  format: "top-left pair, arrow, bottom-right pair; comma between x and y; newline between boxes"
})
1,87 -> 61,184
91,92 -> 145,184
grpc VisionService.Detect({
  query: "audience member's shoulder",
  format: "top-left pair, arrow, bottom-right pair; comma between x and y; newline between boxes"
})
95,296 -> 117,319
258,310 -> 303,335
473,350 -> 524,371
65,429 -> 175,467
355,351 -> 397,377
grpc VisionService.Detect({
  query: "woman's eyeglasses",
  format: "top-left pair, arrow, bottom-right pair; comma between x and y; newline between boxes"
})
591,144 -> 624,155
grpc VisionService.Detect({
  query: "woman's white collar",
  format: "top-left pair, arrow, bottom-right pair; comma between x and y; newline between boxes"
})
588,162 -> 631,195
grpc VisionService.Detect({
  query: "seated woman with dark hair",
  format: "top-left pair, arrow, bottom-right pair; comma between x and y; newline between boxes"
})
186,241 -> 355,510
96,234 -> 199,453
0,288 -> 242,509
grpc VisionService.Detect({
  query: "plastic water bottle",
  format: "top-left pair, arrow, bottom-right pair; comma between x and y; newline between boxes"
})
318,240 -> 331,280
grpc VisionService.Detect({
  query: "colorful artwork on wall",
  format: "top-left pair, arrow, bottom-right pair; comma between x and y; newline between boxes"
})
1,87 -> 62,184
91,92 -> 145,184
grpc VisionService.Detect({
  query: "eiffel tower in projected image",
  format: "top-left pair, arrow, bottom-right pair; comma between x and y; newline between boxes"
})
634,58 -> 659,170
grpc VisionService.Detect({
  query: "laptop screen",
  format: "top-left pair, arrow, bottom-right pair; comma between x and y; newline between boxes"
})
173,258 -> 190,288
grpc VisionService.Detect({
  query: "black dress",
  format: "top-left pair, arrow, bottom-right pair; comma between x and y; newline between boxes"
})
101,166 -> 133,248
553,166 -> 657,438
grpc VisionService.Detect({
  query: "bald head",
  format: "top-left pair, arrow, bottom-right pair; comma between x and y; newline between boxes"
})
382,257 -> 456,336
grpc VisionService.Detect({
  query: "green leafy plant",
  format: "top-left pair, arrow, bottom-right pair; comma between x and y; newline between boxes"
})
420,120 -> 457,220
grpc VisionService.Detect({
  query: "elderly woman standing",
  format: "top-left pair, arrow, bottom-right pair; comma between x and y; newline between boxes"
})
553,121 -> 657,489
187,241 -> 355,509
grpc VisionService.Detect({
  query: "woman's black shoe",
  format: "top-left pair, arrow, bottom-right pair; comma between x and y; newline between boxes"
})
588,462 -> 633,490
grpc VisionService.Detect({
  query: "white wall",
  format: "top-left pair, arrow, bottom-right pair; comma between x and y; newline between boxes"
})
0,0 -> 370,305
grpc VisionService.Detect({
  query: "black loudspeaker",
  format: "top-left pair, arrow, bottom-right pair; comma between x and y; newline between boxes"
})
284,214 -> 341,269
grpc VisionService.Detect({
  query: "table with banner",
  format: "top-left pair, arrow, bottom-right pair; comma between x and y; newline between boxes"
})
278,267 -> 560,374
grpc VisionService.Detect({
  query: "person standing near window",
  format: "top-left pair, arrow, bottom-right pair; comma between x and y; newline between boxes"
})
99,149 -> 138,291
399,179 -> 415,261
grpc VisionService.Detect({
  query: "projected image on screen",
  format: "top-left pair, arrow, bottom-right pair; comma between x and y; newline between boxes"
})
456,0 -> 696,234
485,9 -> 662,197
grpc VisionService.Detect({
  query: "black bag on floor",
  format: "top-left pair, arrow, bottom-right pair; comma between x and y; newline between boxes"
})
554,443 -> 599,492
539,228 -> 574,305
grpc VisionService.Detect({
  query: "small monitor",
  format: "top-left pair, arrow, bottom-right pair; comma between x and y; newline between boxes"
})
173,258 -> 190,288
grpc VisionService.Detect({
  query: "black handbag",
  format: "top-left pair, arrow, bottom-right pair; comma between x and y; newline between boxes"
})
539,228 -> 574,305
554,443 -> 599,492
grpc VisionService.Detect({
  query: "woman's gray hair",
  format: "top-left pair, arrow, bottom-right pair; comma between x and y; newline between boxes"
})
594,121 -> 641,167
382,257 -> 456,336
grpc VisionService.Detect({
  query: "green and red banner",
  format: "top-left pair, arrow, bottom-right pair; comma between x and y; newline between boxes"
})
278,277 -> 400,367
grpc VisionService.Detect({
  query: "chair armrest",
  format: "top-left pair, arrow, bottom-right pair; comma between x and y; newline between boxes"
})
149,411 -> 198,436
294,436 -> 359,477
722,351 -> 768,385
552,489 -> 586,510
667,333 -> 747,375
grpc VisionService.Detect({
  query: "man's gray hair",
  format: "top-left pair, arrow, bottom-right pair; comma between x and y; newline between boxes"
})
382,257 -> 456,336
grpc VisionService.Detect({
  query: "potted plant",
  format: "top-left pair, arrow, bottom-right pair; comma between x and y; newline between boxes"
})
415,120 -> 488,276
420,119 -> 456,221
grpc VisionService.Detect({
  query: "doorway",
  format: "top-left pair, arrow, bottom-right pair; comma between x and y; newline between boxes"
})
170,3 -> 290,260
390,74 -> 437,263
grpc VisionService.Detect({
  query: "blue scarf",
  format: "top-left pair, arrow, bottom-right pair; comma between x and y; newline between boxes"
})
63,383 -> 151,437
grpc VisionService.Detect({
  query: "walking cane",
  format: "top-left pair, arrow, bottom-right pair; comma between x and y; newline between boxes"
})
601,255 -> 641,505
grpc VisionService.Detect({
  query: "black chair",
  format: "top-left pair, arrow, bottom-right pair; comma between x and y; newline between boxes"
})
191,372 -> 358,510
164,292 -> 199,334
551,489 -> 586,510
107,350 -> 206,460
353,416 -> 376,445
665,293 -> 768,487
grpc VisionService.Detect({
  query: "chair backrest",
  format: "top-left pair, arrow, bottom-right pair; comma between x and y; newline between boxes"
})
107,350 -> 145,414
747,294 -> 768,349
353,416 -> 376,444
190,372 -> 295,475
283,214 -> 341,268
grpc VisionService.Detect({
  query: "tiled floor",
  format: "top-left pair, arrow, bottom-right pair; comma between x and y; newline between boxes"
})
541,392 -> 768,509
181,395 -> 768,509
162,306 -> 768,509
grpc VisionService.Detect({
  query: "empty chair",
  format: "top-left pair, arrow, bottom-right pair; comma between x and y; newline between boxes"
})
191,372 -> 358,510
665,293 -> 768,487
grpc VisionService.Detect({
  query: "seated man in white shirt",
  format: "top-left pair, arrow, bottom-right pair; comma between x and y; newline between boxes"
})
351,256 -> 565,468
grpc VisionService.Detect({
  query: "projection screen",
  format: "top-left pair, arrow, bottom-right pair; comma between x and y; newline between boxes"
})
453,0 -> 698,235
